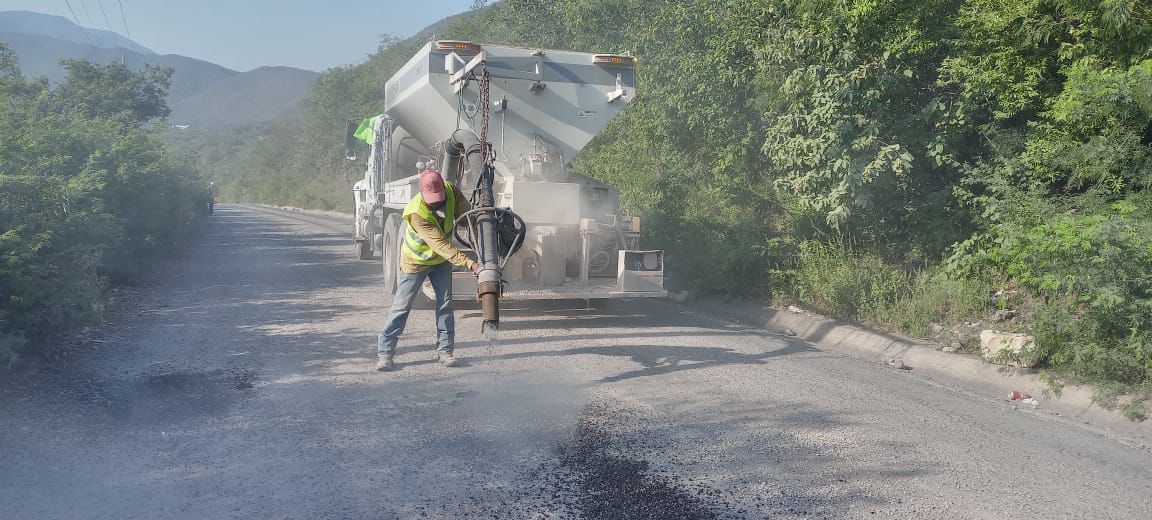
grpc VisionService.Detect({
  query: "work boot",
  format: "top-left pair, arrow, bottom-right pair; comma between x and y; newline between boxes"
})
375,355 -> 394,371
437,352 -> 459,367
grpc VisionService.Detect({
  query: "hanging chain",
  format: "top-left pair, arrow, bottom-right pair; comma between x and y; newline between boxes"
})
466,69 -> 494,209
479,69 -> 491,160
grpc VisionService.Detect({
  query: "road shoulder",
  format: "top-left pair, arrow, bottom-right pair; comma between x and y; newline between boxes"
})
687,297 -> 1152,446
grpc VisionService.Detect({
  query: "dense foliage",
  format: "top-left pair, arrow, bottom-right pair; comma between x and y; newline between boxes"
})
0,45 -> 205,364
204,1 -> 1152,394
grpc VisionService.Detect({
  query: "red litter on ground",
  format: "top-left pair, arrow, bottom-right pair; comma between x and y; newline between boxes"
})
1009,390 -> 1031,401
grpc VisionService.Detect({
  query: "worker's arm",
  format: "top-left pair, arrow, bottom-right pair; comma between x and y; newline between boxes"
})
409,213 -> 476,271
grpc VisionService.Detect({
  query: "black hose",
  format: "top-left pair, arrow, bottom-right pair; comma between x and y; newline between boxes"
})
453,207 -> 526,260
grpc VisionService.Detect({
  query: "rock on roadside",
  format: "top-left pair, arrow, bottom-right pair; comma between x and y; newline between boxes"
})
980,330 -> 1037,368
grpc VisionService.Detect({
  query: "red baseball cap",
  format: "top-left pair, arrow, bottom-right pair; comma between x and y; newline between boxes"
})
419,169 -> 446,204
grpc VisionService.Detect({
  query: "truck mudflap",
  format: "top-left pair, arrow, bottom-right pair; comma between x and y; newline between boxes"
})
422,249 -> 667,301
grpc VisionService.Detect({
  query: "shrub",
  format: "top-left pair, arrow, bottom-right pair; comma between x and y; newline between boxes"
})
955,192 -> 1152,386
0,48 -> 206,365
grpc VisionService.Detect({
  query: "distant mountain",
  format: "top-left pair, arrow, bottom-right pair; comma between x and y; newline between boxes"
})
0,10 -> 153,55
0,11 -> 317,128
0,32 -> 234,100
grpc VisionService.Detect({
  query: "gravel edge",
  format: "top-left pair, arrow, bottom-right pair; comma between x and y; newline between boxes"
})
688,297 -> 1152,445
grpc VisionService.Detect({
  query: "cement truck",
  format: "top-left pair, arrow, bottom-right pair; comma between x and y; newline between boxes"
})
346,40 -> 665,328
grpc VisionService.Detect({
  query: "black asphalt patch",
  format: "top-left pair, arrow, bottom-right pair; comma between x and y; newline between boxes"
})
555,413 -> 720,519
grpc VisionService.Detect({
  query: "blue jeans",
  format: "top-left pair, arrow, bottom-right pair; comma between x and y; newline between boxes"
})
378,261 -> 454,357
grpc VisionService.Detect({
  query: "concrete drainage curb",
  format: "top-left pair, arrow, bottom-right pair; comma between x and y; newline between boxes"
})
688,298 -> 1152,443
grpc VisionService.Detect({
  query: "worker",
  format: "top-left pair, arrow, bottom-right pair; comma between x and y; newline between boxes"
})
208,181 -> 219,214
376,168 -> 477,371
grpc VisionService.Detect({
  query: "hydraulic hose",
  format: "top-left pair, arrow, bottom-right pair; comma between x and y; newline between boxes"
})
444,130 -> 505,332
453,207 -> 527,267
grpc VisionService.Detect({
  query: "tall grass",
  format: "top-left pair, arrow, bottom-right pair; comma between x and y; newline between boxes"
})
785,241 -> 991,337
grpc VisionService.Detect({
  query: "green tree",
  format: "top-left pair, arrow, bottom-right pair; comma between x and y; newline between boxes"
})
53,60 -> 172,123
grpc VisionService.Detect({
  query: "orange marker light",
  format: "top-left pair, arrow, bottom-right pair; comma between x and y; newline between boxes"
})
436,41 -> 483,53
593,55 -> 635,66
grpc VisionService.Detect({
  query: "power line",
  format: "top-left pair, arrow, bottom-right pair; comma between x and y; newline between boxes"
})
78,0 -> 106,46
117,0 -> 132,40
96,0 -> 115,35
79,0 -> 95,28
61,0 -> 97,47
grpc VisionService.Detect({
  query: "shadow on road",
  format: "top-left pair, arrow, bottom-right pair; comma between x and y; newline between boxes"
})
496,341 -> 817,384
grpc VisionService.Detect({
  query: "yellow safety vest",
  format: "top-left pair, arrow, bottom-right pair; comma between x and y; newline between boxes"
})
400,181 -> 457,265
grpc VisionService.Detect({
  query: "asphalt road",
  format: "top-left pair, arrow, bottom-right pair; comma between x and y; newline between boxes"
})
2,204 -> 1151,519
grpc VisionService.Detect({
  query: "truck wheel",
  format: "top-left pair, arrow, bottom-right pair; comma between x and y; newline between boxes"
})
381,213 -> 401,296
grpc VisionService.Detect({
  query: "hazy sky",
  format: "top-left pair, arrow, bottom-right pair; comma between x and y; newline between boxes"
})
3,0 -> 478,71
